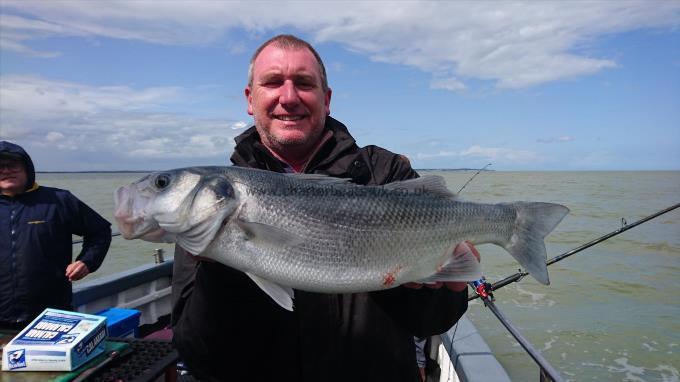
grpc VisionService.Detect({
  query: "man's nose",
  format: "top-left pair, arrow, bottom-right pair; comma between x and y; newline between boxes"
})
279,80 -> 300,106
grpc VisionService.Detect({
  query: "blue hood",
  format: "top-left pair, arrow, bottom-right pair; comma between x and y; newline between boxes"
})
0,141 -> 36,192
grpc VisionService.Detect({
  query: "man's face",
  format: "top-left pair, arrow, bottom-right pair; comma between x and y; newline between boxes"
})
245,44 -> 332,155
0,158 -> 27,196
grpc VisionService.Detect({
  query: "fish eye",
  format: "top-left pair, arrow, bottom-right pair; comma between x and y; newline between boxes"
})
154,173 -> 172,189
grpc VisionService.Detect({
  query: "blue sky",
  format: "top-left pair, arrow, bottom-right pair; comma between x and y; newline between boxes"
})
1,1 -> 679,171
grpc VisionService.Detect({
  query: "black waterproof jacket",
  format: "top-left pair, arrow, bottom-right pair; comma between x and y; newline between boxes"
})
172,117 -> 468,382
0,141 -> 112,325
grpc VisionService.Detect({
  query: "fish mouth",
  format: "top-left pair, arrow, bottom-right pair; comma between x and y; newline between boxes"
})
114,184 -> 164,240
114,213 -> 163,240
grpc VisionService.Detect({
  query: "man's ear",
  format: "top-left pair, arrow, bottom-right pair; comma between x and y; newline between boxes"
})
245,86 -> 254,116
325,87 -> 332,116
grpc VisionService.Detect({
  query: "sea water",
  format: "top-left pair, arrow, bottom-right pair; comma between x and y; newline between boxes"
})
37,171 -> 680,382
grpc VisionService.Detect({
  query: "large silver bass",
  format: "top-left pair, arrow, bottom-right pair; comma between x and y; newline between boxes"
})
114,166 -> 569,310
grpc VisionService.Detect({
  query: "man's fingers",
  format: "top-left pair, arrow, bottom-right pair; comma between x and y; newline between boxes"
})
445,282 -> 468,292
66,261 -> 90,281
454,241 -> 481,263
405,242 -> 482,291
424,282 -> 443,289
404,282 -> 443,289
466,241 -> 481,262
403,282 -> 423,289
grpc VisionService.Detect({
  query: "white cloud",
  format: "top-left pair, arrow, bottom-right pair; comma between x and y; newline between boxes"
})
0,75 -> 182,116
460,145 -> 540,163
0,75 -> 248,169
231,121 -> 248,130
2,1 -> 679,89
45,131 -> 65,142
537,136 -> 575,143
414,150 -> 459,160
0,14 -> 72,57
413,144 -> 540,164
430,76 -> 466,91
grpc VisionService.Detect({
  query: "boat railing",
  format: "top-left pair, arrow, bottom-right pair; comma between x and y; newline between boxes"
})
72,242 -> 174,328
72,232 -> 121,245
436,316 -> 512,382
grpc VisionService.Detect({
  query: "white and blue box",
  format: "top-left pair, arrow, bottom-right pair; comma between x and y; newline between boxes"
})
95,308 -> 141,338
1,308 -> 107,371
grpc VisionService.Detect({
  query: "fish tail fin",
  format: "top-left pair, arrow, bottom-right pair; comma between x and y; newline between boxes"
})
502,202 -> 569,285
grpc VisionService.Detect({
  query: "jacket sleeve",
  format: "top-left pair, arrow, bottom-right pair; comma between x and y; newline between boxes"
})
372,286 -> 468,337
64,192 -> 112,273
365,146 -> 470,336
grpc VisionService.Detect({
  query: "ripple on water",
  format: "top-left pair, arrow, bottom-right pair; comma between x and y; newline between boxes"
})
510,285 -> 556,309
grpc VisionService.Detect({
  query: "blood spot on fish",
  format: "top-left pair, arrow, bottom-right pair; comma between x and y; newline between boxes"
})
383,272 -> 396,287
382,265 -> 403,287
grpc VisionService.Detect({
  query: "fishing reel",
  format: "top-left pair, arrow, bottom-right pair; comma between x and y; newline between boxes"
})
470,277 -> 494,304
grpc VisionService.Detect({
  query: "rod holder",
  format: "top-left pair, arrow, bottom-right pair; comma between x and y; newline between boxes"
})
153,248 -> 165,264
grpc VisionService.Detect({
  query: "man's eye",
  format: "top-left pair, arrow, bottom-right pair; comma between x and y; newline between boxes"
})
262,80 -> 282,87
297,82 -> 315,90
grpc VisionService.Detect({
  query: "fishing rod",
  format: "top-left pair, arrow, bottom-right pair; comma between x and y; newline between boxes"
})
469,202 -> 680,301
457,163 -> 492,194
470,279 -> 565,382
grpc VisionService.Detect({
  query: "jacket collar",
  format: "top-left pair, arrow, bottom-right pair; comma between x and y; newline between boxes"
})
231,116 -> 359,172
0,183 -> 39,199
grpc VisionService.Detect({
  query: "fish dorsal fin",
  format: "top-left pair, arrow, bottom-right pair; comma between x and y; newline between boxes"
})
246,272 -> 295,311
237,219 -> 305,247
383,176 -> 457,199
286,173 -> 353,185
415,244 -> 482,283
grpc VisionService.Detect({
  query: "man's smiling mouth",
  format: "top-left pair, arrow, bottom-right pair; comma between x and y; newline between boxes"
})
274,115 -> 305,121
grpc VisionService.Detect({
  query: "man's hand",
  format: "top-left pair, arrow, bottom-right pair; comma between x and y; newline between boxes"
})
65,260 -> 90,281
404,241 -> 481,292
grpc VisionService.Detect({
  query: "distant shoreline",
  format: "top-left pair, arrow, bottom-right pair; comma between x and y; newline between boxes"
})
419,168 -> 495,172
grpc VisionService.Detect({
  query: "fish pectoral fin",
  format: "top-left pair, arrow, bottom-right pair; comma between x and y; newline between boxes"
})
246,272 -> 295,311
237,219 -> 305,247
416,246 -> 482,283
383,175 -> 457,199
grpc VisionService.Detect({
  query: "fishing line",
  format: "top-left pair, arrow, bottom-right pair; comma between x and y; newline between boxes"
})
456,163 -> 492,194
469,202 -> 680,301
448,321 -> 459,381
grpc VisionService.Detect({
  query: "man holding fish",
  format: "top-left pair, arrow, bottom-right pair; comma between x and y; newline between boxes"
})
174,35 -> 476,381
114,34 -> 567,381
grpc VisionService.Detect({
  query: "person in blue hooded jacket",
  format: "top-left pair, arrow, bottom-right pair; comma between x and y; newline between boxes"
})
0,141 -> 112,329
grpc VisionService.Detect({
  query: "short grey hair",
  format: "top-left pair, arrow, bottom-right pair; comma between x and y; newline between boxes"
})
247,34 -> 328,91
